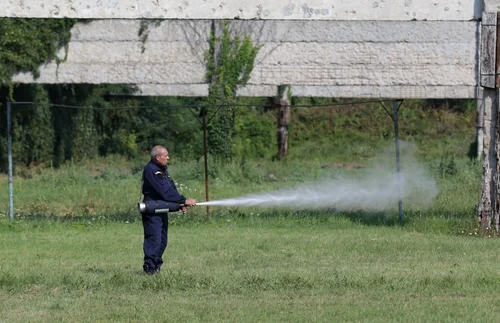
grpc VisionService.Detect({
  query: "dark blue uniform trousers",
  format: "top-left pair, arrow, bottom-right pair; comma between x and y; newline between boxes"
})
141,213 -> 168,273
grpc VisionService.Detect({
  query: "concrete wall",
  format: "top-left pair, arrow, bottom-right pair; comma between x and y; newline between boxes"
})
12,19 -> 479,98
4,0 -> 482,20
484,0 -> 500,12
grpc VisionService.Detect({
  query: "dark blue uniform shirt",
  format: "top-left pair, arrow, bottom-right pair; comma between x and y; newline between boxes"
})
142,160 -> 186,211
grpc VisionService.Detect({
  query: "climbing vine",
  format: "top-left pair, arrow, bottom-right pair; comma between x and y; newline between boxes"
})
138,19 -> 162,53
0,18 -> 78,167
204,20 -> 261,161
0,18 -> 77,90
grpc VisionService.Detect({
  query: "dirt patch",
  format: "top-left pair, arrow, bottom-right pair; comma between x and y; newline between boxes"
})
320,162 -> 363,169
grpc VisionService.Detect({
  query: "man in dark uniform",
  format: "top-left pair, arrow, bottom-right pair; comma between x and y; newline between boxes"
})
141,145 -> 196,275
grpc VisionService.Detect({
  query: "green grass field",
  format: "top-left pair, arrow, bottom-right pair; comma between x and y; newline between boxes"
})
0,146 -> 495,322
0,98 -> 489,322
1,216 -> 500,322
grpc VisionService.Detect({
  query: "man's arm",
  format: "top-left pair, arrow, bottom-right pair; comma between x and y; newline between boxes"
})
143,170 -> 186,204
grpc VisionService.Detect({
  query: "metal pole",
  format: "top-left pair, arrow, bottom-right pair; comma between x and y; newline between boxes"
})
202,111 -> 210,217
7,101 -> 14,222
393,100 -> 403,221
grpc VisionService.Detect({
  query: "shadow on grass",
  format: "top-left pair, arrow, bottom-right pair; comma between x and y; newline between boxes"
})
10,211 -> 140,224
208,208 -> 404,226
206,207 -> 478,233
337,210 -> 403,226
337,209 -> 477,234
4,207 -> 478,236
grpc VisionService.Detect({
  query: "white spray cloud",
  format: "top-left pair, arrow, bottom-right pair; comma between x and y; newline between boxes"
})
198,142 -> 439,211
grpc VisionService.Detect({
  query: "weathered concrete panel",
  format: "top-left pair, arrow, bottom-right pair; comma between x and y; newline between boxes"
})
136,84 -> 281,97
57,40 -> 475,66
136,84 -> 208,97
4,0 -> 482,20
71,20 -> 477,43
292,85 -> 477,98
484,0 -> 500,12
13,63 -> 205,84
12,19 -> 479,98
135,84 -> 477,99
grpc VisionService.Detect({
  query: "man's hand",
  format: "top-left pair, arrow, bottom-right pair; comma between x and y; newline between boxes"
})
181,206 -> 188,214
185,198 -> 196,206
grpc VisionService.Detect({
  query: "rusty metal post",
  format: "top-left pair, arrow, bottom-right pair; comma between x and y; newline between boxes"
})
277,85 -> 291,160
201,107 -> 210,217
393,100 -> 403,222
7,101 -> 14,222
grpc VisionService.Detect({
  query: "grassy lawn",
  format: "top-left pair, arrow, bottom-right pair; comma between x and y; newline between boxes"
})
0,135 -> 491,322
1,216 -> 500,322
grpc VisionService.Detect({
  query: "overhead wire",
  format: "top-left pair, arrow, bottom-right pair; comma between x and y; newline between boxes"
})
8,99 -> 399,110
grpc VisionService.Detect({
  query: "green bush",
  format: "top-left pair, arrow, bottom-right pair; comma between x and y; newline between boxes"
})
233,107 -> 275,159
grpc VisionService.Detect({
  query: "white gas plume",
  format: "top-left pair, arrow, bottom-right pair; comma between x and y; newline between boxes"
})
197,142 -> 439,211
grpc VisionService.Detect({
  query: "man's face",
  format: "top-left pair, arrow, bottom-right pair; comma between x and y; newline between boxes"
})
156,149 -> 169,166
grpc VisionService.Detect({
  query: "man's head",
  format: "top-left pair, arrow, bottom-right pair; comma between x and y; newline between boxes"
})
151,145 -> 169,166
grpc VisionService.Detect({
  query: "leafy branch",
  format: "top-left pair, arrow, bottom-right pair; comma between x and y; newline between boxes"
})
0,18 -> 77,92
204,20 -> 262,161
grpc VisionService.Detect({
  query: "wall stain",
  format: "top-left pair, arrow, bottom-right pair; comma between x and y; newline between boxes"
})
108,0 -> 118,9
301,5 -> 313,18
282,3 -> 295,16
301,5 -> 329,18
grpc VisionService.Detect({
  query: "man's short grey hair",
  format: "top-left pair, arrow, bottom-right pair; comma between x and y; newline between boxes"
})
151,145 -> 166,158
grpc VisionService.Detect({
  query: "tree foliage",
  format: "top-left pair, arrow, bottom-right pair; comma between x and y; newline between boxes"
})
205,21 -> 261,161
0,84 -> 208,170
0,18 -> 77,88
